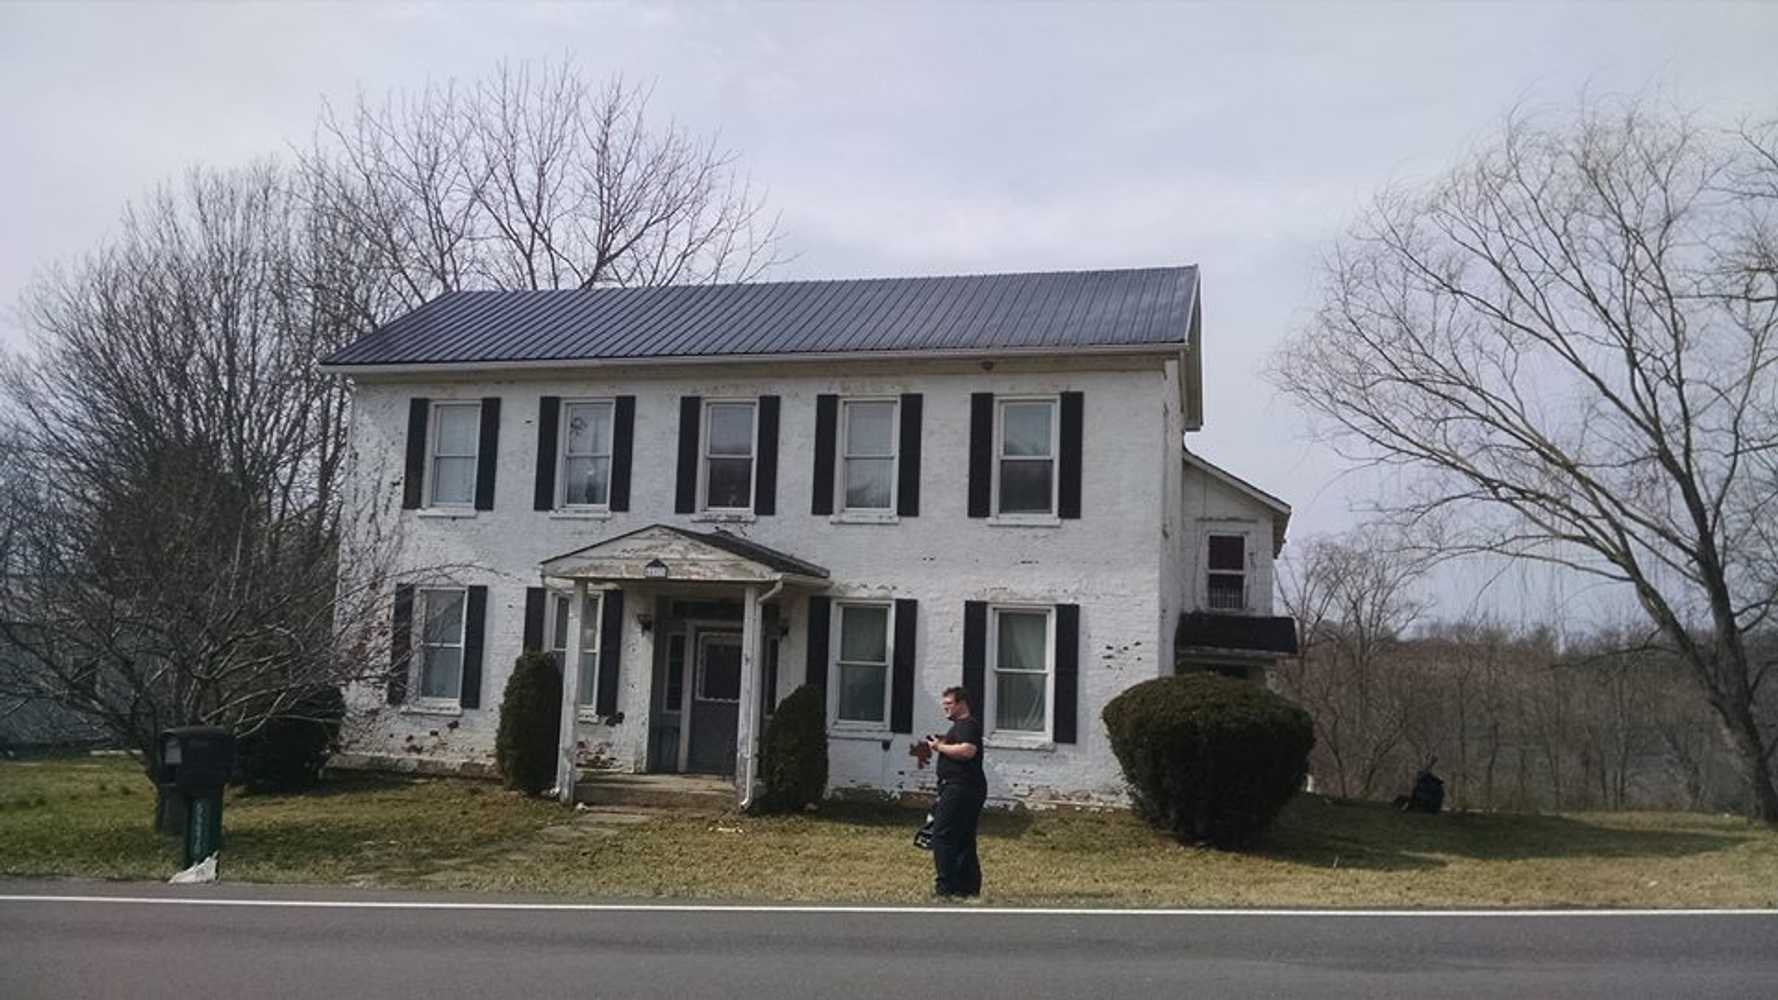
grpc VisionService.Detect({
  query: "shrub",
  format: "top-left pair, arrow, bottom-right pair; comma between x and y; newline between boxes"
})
236,686 -> 345,793
755,684 -> 828,813
1102,672 -> 1313,848
496,651 -> 562,795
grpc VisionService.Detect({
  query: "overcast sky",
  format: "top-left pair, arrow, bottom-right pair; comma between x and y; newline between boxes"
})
4,1 -> 1776,623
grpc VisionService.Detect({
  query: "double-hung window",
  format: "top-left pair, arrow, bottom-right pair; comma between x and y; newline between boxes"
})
989,606 -> 1053,737
547,590 -> 604,708
995,398 -> 1057,516
428,402 -> 481,507
559,401 -> 615,508
841,399 -> 897,512
1206,534 -> 1248,611
703,401 -> 757,511
833,602 -> 892,726
417,587 -> 468,702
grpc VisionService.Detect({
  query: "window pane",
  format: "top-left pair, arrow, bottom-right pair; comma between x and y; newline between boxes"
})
421,646 -> 462,700
838,663 -> 887,722
1207,573 -> 1246,610
700,641 -> 741,701
998,459 -> 1053,514
706,457 -> 753,508
565,403 -> 613,456
423,591 -> 465,645
665,635 -> 686,710
563,456 -> 611,505
581,594 -> 602,652
1001,402 -> 1052,457
1207,535 -> 1245,571
997,612 -> 1048,672
577,651 -> 598,706
995,671 -> 1046,732
707,403 -> 754,456
435,405 -> 480,456
844,458 -> 893,509
551,595 -> 569,652
431,456 -> 476,505
840,605 -> 888,662
845,402 -> 895,456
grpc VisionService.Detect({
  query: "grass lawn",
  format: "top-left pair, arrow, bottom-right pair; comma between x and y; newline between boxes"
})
3,755 -> 1775,907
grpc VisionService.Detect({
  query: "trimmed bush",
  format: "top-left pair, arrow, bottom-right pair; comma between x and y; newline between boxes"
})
1102,672 -> 1313,848
495,651 -> 562,795
236,686 -> 345,793
756,684 -> 828,813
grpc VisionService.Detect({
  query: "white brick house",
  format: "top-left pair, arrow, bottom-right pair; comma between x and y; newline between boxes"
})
321,266 -> 1295,808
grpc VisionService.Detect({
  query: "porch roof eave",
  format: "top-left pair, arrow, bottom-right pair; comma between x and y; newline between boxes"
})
537,566 -> 829,589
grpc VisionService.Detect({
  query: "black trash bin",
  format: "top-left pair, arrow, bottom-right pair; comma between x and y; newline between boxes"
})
158,726 -> 237,868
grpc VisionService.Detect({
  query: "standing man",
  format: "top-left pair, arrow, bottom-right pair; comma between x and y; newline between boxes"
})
925,686 -> 986,898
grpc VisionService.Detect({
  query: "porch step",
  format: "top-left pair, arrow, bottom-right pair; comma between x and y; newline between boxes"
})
573,772 -> 735,811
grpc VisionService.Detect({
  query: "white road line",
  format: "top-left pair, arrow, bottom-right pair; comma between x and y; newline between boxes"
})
0,895 -> 1773,916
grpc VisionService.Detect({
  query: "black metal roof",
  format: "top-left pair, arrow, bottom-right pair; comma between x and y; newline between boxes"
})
321,265 -> 1198,368
1175,612 -> 1300,657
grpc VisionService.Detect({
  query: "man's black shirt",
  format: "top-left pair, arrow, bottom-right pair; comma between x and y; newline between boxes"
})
937,715 -> 986,789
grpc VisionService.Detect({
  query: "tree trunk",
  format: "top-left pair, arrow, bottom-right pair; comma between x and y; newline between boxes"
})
1719,705 -> 1778,823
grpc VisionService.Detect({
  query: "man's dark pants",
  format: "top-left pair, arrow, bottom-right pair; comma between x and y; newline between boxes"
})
931,781 -> 985,896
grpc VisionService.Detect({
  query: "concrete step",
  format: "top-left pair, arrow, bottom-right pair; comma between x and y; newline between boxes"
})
573,772 -> 735,811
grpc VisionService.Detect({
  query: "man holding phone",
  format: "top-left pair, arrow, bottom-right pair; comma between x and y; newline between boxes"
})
925,686 -> 986,898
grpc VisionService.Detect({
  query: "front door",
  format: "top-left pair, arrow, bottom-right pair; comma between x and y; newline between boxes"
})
685,630 -> 742,775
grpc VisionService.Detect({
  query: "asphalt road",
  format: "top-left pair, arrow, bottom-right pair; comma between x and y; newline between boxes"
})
2,880 -> 1775,999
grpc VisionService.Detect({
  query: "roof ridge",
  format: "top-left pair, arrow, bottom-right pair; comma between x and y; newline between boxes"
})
445,264 -> 1198,296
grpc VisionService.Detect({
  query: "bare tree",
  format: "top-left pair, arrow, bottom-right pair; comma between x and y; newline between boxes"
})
303,59 -> 784,314
0,164 -> 401,828
1271,99 -> 1778,822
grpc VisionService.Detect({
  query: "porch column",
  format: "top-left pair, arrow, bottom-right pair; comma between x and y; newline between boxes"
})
555,579 -> 588,804
733,583 -> 762,807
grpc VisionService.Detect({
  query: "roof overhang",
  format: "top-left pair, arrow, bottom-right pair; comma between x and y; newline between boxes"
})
1182,447 -> 1292,556
539,524 -> 829,587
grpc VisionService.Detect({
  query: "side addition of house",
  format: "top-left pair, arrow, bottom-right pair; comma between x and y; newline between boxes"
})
321,266 -> 1297,808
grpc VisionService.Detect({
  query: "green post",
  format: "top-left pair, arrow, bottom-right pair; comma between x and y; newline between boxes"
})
183,791 -> 223,867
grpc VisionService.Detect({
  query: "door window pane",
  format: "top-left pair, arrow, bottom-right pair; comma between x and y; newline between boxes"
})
699,639 -> 742,701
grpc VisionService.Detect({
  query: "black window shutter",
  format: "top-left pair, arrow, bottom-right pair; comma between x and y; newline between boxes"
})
461,586 -> 488,708
523,587 -> 547,652
533,396 -> 560,511
388,584 -> 415,704
755,395 -> 780,516
474,397 -> 501,511
891,598 -> 918,734
967,393 -> 994,518
898,393 -> 922,517
402,399 -> 430,510
675,396 -> 701,514
610,396 -> 636,511
1054,603 -> 1080,744
596,589 -> 625,717
962,600 -> 987,709
811,394 -> 838,516
805,595 -> 831,694
1059,391 -> 1083,520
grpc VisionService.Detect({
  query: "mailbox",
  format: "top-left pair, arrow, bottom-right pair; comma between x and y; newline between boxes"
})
159,726 -> 236,868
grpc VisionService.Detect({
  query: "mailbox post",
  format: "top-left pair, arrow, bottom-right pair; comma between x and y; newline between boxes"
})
158,726 -> 236,868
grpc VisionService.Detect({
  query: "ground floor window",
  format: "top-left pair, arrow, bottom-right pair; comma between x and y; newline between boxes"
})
418,587 -> 467,702
989,606 -> 1052,737
547,590 -> 603,707
833,601 -> 892,725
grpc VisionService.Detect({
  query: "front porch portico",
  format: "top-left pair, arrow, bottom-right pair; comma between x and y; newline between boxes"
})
539,524 -> 828,808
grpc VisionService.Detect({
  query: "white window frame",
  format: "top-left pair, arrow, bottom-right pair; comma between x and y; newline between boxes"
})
546,589 -> 605,715
699,399 -> 758,513
425,401 -> 482,509
414,586 -> 469,708
556,399 -> 617,511
1205,532 -> 1250,612
991,396 -> 1060,519
828,599 -> 895,730
985,604 -> 1055,742
838,397 -> 899,515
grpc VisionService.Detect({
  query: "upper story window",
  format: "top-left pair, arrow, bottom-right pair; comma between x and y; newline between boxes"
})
995,398 -> 1057,516
560,401 -> 615,508
428,402 -> 481,507
703,401 -> 757,511
1206,534 -> 1248,610
832,601 -> 892,725
547,590 -> 604,707
842,399 -> 898,512
989,606 -> 1053,737
417,587 -> 467,702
